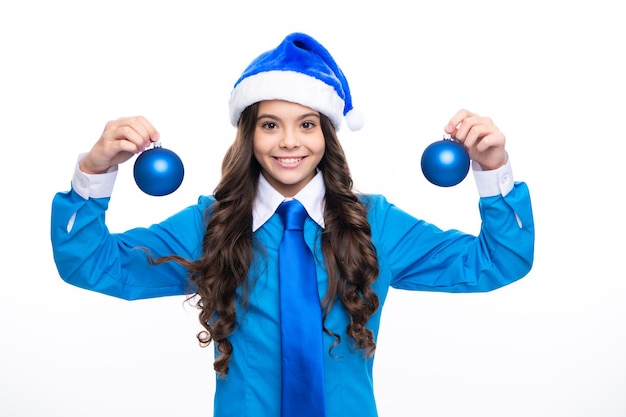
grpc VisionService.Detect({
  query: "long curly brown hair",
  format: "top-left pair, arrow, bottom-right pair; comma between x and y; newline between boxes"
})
161,103 -> 379,377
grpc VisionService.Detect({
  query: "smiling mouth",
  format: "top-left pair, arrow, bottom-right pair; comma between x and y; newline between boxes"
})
275,157 -> 304,165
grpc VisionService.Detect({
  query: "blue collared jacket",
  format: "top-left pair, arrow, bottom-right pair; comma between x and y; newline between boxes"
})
50,182 -> 534,416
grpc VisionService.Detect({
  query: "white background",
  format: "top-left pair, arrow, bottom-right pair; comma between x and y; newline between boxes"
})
1,0 -> 625,416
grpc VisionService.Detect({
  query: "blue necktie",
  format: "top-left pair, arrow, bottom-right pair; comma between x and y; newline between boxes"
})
277,199 -> 326,417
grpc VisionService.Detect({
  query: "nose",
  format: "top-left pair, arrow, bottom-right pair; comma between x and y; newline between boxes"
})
279,127 -> 300,149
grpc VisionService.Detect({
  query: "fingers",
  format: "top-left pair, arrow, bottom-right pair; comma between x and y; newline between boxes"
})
444,109 -> 507,170
445,108 -> 473,136
81,116 -> 160,174
102,116 -> 160,153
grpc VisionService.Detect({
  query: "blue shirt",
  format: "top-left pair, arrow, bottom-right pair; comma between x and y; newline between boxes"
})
51,157 -> 534,417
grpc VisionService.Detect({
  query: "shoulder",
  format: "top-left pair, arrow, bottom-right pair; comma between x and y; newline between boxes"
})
357,193 -> 420,231
197,194 -> 216,208
195,195 -> 217,221
357,193 -> 395,226
358,193 -> 391,211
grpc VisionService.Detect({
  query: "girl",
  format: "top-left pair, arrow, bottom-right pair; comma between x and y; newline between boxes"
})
51,32 -> 535,417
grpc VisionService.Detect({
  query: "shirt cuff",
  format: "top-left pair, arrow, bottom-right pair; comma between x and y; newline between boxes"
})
471,157 -> 514,197
72,153 -> 118,200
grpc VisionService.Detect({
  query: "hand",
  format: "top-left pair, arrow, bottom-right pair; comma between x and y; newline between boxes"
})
80,116 -> 160,174
445,109 -> 507,171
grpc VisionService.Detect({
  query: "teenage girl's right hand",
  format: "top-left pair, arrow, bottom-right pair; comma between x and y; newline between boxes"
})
80,116 -> 160,174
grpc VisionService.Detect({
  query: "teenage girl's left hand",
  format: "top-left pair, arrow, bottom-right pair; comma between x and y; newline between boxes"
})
445,109 -> 508,171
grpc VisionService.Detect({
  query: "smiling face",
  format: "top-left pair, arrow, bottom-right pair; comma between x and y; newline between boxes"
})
253,100 -> 326,197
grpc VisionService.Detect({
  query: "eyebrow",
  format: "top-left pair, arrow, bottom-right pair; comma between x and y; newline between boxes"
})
257,112 -> 321,122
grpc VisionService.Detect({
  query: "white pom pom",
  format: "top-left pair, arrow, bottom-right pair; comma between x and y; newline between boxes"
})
344,108 -> 364,131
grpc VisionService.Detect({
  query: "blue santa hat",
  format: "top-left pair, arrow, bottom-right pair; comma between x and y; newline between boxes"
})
229,32 -> 364,131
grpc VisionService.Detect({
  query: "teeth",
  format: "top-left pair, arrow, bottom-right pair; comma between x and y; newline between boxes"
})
277,157 -> 302,164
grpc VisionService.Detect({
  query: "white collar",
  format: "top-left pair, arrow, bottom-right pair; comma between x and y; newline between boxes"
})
252,171 -> 326,231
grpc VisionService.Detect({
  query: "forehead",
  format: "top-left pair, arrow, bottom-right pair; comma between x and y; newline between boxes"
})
257,100 -> 320,117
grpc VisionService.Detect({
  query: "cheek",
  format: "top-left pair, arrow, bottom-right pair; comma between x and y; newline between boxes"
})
310,133 -> 326,155
252,147 -> 267,170
252,133 -> 267,158
315,140 -> 326,158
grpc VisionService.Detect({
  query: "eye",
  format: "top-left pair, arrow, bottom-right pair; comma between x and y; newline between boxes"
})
262,121 -> 277,130
301,121 -> 316,129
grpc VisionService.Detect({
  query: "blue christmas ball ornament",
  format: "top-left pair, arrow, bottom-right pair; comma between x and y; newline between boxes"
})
133,142 -> 184,196
420,136 -> 470,187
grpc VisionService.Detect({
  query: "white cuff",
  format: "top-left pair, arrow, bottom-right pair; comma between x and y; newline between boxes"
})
472,157 -> 514,197
72,153 -> 118,200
